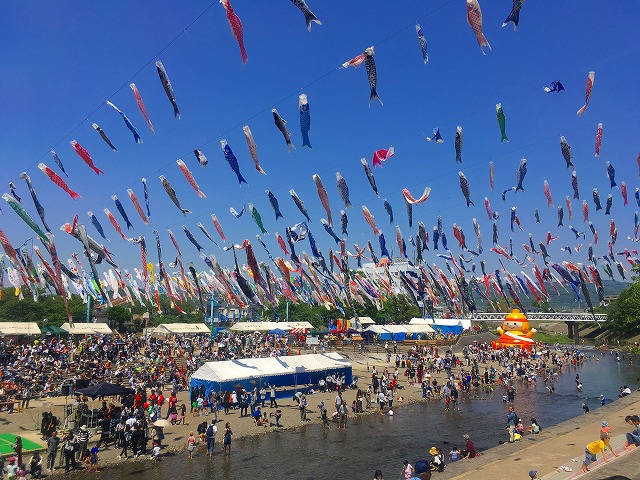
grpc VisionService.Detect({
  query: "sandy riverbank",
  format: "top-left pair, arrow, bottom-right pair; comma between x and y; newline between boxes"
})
0,348 -> 452,474
443,390 -> 640,479
2,343 -> 636,479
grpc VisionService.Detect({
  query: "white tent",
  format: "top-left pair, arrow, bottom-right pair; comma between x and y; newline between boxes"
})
285,321 -> 314,329
0,322 -> 41,336
384,325 -> 410,334
230,322 -> 285,332
364,324 -> 435,337
364,325 -> 392,335
432,318 -> 472,330
229,321 -> 314,332
155,323 -> 210,334
61,323 -> 113,335
409,317 -> 434,325
190,353 -> 352,398
404,324 -> 436,334
351,316 -> 375,325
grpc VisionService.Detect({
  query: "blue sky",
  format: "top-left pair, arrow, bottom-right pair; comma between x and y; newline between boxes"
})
1,1 -> 639,283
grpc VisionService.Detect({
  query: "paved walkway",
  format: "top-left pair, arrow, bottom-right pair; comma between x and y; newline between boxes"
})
445,391 -> 640,480
540,434 -> 631,479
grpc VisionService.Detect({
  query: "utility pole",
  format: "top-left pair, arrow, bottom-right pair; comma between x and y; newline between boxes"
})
85,296 -> 91,323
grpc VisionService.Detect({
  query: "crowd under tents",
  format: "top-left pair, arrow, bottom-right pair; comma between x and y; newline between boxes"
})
350,317 -> 375,329
0,322 -> 41,336
41,325 -> 68,335
61,322 -> 113,335
75,382 -> 135,399
151,323 -> 211,335
409,317 -> 472,334
364,323 -> 435,341
190,352 -> 352,399
229,321 -> 314,332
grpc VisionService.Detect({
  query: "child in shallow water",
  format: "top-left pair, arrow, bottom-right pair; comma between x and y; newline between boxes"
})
449,447 -> 460,462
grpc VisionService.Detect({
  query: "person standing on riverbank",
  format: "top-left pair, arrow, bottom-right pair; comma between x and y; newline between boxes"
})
506,405 -> 517,443
187,431 -> 197,459
205,420 -> 217,457
46,431 -> 60,472
62,432 -> 78,472
223,422 -> 232,456
338,400 -> 348,429
335,390 -> 343,413
76,425 -> 92,461
299,394 -> 308,422
270,385 -> 278,408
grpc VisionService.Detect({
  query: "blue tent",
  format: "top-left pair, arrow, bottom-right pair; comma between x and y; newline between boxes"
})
190,353 -> 352,399
432,324 -> 463,334
268,328 -> 289,335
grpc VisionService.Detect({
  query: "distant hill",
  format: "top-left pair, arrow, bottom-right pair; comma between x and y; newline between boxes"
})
536,279 -> 628,312
474,280 -> 629,313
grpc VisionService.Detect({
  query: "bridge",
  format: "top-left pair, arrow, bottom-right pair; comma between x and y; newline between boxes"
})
467,312 -> 608,342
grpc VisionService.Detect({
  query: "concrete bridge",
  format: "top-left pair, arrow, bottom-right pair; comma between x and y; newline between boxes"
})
467,312 -> 608,342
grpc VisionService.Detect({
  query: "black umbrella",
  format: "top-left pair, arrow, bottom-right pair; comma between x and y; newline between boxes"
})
75,382 -> 135,399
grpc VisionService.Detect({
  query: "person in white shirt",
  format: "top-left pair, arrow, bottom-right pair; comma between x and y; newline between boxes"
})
378,391 -> 386,413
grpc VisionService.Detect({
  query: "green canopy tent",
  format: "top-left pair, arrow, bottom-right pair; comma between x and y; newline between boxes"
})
41,325 -> 68,335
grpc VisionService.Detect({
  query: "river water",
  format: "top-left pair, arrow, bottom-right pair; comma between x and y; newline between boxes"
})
73,352 -> 638,479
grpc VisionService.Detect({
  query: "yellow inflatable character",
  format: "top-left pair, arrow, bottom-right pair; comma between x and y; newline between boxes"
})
492,309 -> 536,350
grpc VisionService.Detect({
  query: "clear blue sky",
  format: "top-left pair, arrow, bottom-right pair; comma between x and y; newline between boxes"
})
1,1 -> 638,285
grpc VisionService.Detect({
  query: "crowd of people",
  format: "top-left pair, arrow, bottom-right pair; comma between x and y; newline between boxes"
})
0,330 -> 637,478
0,333 -> 199,410
367,341 -> 639,476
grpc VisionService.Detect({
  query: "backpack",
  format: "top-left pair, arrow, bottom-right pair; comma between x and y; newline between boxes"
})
206,424 -> 215,438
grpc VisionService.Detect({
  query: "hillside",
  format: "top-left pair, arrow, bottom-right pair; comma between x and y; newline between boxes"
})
475,280 -> 628,313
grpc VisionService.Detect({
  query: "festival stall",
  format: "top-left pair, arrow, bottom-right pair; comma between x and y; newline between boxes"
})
404,324 -> 436,335
363,324 -> 435,341
229,321 -> 313,332
350,316 -> 375,330
61,322 -> 113,335
430,318 -> 471,334
409,318 -> 434,325
0,322 -> 41,336
189,352 -> 352,399
153,323 -> 210,335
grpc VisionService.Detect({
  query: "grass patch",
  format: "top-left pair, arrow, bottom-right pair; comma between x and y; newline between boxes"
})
532,331 -> 574,345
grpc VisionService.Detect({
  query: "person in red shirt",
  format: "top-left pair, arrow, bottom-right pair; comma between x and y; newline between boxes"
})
166,392 -> 177,420
157,391 -> 165,418
461,434 -> 476,459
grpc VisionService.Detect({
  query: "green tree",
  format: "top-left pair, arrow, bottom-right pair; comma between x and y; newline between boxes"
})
107,305 -> 131,332
606,265 -> 640,337
0,289 -> 87,325
377,296 -> 420,324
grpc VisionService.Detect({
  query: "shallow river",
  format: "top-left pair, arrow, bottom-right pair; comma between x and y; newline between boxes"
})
74,351 -> 638,479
